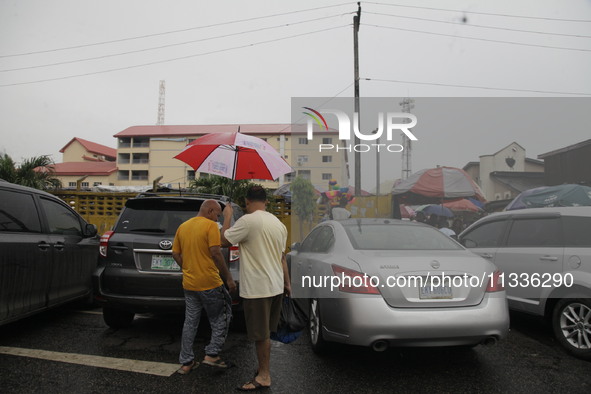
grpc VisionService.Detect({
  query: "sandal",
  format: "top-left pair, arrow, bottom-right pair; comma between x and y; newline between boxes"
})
176,360 -> 199,375
202,358 -> 228,368
236,379 -> 270,391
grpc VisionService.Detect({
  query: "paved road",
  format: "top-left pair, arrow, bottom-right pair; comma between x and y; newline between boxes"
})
0,304 -> 589,394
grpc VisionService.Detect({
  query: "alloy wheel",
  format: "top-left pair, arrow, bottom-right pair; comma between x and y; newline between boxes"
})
559,302 -> 591,350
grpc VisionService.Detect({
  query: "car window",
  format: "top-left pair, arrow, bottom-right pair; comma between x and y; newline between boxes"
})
310,226 -> 335,253
300,227 -> 324,253
461,219 -> 507,248
40,197 -> 83,236
0,189 -> 41,233
506,217 -> 562,247
344,223 -> 463,250
562,216 -> 591,247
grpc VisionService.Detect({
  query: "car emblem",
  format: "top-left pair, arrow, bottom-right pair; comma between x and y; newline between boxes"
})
430,260 -> 440,269
159,240 -> 173,250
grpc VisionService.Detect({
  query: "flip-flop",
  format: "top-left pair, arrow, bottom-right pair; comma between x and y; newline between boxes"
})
202,358 -> 228,368
176,360 -> 199,375
236,379 -> 270,391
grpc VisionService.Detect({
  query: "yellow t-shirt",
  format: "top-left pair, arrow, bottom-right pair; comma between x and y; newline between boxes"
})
172,216 -> 223,291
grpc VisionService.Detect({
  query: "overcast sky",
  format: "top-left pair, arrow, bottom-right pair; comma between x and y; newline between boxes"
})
1,0 -> 590,190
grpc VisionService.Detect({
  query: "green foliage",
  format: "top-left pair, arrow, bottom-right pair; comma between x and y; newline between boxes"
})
189,175 -> 260,206
291,176 -> 317,222
0,154 -> 62,190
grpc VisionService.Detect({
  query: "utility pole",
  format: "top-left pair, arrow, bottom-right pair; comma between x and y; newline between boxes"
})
400,97 -> 415,179
353,2 -> 361,196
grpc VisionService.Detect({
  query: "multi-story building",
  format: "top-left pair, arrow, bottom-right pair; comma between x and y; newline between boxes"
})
113,124 -> 346,190
52,138 -> 117,188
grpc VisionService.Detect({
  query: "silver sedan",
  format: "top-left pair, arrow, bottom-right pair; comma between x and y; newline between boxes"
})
289,218 -> 509,353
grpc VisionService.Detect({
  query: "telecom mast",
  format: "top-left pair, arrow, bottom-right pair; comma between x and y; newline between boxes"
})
400,98 -> 415,180
157,80 -> 165,125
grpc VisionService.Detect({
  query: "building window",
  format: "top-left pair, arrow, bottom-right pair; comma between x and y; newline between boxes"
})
131,170 -> 149,181
118,170 -> 130,181
322,173 -> 332,180
93,182 -> 102,186
133,137 -> 149,148
81,182 -> 89,188
187,170 -> 196,180
118,153 -> 130,164
322,155 -> 332,163
297,155 -> 309,165
299,138 -> 308,145
297,170 -> 311,180
132,153 -> 149,164
285,172 -> 295,182
68,182 -> 76,187
118,137 -> 131,148
322,137 -> 332,144
198,172 -> 210,179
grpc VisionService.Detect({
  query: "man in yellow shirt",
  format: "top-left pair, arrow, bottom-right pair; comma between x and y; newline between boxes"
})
172,199 -> 236,374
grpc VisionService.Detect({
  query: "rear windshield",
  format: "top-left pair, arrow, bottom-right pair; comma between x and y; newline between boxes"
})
115,199 -> 240,235
343,223 -> 463,250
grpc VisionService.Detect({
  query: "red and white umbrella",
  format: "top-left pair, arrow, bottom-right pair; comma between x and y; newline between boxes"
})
174,131 -> 293,181
392,166 -> 486,203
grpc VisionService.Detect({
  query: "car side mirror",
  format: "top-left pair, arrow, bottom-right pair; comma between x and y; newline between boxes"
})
291,242 -> 301,252
84,223 -> 98,238
463,239 -> 477,248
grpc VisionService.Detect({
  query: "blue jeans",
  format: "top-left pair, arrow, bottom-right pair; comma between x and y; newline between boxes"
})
179,286 -> 232,364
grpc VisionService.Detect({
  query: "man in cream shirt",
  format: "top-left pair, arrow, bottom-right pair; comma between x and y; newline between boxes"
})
221,186 -> 290,391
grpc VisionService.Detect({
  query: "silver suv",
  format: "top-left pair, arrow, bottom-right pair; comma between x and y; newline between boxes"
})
459,207 -> 591,360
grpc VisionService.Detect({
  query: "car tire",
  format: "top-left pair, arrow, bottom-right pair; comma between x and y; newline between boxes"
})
552,298 -> 591,360
103,307 -> 135,329
309,298 -> 328,354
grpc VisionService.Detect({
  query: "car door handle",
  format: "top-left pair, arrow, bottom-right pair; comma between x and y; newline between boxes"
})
540,255 -> 558,261
38,241 -> 51,251
479,253 -> 493,259
54,242 -> 65,251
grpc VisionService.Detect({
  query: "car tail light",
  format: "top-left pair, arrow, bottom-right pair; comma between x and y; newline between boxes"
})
99,231 -> 114,258
229,245 -> 239,263
486,270 -> 504,292
331,265 -> 380,294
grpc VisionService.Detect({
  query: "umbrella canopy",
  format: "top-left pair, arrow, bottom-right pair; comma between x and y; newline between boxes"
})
505,184 -> 591,210
392,166 -> 486,203
174,131 -> 293,181
400,204 -> 415,219
443,199 -> 482,212
416,204 -> 454,217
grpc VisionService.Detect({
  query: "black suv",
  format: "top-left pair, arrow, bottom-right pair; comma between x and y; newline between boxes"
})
93,194 -> 242,328
0,181 -> 99,325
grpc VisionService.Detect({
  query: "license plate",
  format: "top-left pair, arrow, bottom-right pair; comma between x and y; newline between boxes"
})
151,254 -> 180,271
419,284 -> 453,299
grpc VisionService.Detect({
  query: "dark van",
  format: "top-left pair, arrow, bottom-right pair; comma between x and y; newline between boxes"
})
0,181 -> 99,325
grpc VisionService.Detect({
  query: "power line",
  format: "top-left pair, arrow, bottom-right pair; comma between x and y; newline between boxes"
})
365,2 -> 591,23
0,2 -> 354,58
365,24 -> 591,53
0,25 -> 350,88
364,77 -> 591,96
365,11 -> 591,39
0,14 -> 349,73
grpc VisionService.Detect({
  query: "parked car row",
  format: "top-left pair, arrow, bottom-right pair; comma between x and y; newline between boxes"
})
1,180 -> 589,360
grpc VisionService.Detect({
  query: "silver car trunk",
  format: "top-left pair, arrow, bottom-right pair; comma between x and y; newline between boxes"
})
350,250 -> 492,308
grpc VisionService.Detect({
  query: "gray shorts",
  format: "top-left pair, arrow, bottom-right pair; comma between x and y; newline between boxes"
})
243,294 -> 284,341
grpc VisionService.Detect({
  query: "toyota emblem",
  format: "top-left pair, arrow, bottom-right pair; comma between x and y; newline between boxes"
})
159,240 -> 173,250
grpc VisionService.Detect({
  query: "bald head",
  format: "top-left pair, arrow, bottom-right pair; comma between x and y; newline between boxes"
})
199,199 -> 222,221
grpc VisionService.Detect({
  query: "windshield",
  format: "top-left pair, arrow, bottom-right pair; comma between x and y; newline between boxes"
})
343,223 -> 463,251
115,198 -> 242,235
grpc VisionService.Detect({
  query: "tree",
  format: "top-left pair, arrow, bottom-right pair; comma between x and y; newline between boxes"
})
189,175 -> 260,206
0,154 -> 61,190
290,176 -> 317,239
